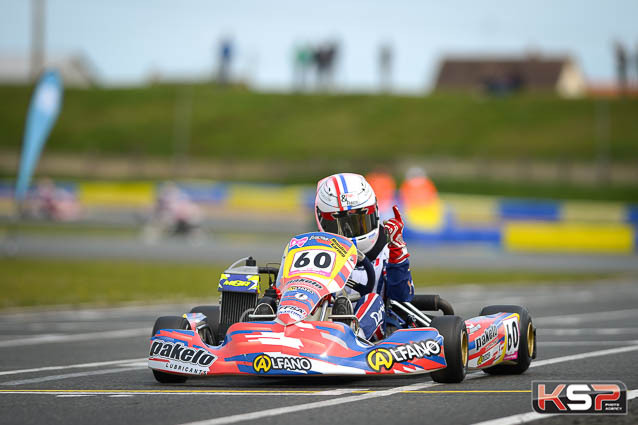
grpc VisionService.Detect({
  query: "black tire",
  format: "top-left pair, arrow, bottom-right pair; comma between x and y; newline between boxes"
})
151,316 -> 190,384
430,315 -> 468,383
190,306 -> 221,345
479,305 -> 536,375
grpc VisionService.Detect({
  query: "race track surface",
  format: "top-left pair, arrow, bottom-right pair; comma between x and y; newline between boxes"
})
1,280 -> 637,425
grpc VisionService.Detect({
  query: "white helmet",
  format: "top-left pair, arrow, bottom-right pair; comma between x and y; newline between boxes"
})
315,173 -> 380,254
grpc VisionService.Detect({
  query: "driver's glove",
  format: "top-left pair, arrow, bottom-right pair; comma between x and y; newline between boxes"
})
384,205 -> 409,264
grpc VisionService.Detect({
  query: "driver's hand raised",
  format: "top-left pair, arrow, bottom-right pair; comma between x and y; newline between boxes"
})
384,205 -> 409,264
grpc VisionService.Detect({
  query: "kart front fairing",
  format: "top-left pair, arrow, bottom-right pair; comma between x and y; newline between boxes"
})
149,319 -> 446,376
148,232 -> 448,377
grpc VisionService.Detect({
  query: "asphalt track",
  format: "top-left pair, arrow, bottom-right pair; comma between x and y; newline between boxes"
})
1,279 -> 637,425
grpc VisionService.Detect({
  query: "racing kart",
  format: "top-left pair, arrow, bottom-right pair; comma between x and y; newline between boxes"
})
149,232 -> 536,383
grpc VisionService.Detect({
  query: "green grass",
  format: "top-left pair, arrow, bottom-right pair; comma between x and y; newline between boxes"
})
0,257 -> 618,309
2,84 -> 637,162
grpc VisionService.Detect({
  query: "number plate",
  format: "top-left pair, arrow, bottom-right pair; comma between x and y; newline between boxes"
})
503,315 -> 520,359
289,250 -> 336,277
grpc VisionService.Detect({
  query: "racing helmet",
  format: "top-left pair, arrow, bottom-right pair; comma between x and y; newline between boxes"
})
315,173 -> 380,254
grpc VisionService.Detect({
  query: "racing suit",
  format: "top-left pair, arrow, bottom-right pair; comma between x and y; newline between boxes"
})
347,228 -> 414,340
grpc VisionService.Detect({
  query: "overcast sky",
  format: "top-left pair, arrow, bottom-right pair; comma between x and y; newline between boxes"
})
1,0 -> 637,91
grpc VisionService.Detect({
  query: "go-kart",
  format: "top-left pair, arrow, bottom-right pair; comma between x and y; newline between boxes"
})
149,232 -> 536,383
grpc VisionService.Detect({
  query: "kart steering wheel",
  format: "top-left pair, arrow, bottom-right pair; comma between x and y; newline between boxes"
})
346,251 -> 376,296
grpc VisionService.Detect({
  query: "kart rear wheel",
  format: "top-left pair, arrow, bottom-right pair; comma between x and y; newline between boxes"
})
479,305 -> 536,375
430,315 -> 468,383
190,306 -> 221,345
151,316 -> 190,384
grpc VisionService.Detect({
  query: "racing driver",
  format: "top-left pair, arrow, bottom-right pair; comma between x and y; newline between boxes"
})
257,173 -> 414,341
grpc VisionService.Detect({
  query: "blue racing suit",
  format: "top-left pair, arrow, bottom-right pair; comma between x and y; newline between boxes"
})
347,230 -> 414,340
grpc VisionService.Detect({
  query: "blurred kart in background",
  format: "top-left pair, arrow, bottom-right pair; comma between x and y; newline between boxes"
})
141,182 -> 203,243
148,232 -> 536,382
22,178 -> 82,222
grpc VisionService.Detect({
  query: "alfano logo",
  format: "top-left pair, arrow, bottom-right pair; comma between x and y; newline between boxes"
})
367,339 -> 441,372
253,354 -> 273,372
367,348 -> 394,372
252,354 -> 312,373
532,381 -> 627,415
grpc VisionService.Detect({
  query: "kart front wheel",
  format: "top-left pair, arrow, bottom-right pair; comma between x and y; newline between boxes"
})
151,316 -> 190,384
430,315 -> 468,383
190,305 -> 221,345
479,305 -> 536,375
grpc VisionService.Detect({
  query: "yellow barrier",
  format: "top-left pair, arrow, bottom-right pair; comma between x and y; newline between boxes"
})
504,222 -> 634,253
226,184 -> 305,213
562,201 -> 625,223
78,182 -> 154,207
404,199 -> 445,231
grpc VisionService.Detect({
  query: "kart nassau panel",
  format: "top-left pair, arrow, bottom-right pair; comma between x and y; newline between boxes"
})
465,312 -> 521,369
277,232 -> 357,325
149,321 -> 445,376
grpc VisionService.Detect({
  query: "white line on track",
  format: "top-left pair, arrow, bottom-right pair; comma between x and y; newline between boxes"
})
539,327 -> 638,336
540,340 -> 638,346
1,308 -> 635,349
528,344 -> 638,368
0,365 -> 146,386
175,345 -> 638,425
0,328 -> 148,347
470,389 -> 638,425
179,381 -> 443,425
0,357 -> 146,377
533,308 -> 638,326
0,391 -> 358,396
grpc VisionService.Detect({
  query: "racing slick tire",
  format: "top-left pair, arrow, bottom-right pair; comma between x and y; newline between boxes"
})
479,305 -> 536,375
190,306 -> 221,345
151,316 -> 191,384
430,315 -> 468,383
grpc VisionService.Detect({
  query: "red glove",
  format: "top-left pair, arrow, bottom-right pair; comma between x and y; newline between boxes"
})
384,205 -> 409,264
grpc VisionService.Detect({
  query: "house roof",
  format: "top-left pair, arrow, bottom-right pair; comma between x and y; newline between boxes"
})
435,55 -> 573,89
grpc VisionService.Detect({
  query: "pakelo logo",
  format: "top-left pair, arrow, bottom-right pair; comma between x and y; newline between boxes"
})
253,354 -> 312,373
532,381 -> 627,415
475,325 -> 498,350
286,278 -> 324,290
367,339 -> 441,372
149,341 -> 216,367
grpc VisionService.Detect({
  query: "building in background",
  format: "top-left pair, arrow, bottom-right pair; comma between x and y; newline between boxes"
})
434,53 -> 586,97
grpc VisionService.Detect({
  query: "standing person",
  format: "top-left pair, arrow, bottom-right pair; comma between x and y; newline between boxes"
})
614,41 -> 628,95
217,37 -> 234,86
257,173 -> 414,341
292,43 -> 312,91
378,43 -> 393,92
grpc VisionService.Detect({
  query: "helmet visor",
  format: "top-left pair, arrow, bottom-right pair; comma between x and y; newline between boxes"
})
318,207 -> 378,238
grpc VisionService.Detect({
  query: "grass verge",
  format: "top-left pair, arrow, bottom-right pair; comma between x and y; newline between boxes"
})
0,257 -> 618,309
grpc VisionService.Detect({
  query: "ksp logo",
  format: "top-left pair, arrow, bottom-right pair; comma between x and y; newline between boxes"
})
532,381 -> 627,415
367,348 -> 394,372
